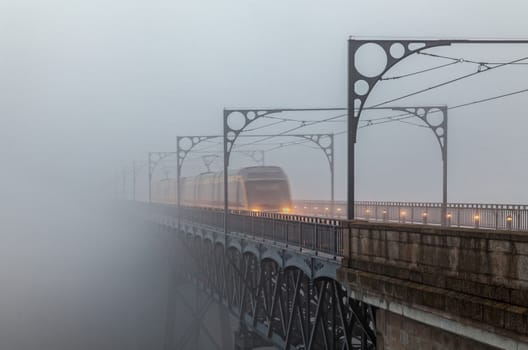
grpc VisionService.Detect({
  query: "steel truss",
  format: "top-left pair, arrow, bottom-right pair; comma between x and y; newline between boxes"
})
173,228 -> 376,350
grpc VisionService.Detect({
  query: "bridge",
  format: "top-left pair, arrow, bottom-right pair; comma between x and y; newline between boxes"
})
119,37 -> 528,349
125,200 -> 528,350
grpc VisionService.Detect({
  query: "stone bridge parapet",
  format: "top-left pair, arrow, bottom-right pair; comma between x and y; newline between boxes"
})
338,221 -> 528,348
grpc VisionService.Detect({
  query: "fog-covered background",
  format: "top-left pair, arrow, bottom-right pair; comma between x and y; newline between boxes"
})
1,0 -> 528,349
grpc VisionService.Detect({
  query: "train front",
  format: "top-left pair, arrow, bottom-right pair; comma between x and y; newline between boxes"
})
240,166 -> 292,213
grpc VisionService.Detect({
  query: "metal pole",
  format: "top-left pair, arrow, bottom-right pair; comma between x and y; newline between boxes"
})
148,153 -> 152,203
347,40 -> 356,220
223,111 -> 229,236
330,134 -> 335,215
442,113 -> 448,226
176,138 -> 182,230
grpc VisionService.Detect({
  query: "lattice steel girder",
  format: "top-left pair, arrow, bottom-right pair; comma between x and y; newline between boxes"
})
171,223 -> 377,350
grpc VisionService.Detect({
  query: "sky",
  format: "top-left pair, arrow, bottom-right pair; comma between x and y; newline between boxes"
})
1,1 -> 528,349
1,0 -> 528,207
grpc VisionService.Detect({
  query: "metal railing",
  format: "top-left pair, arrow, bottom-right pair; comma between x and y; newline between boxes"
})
155,204 -> 345,258
293,200 -> 528,231
144,199 -> 528,263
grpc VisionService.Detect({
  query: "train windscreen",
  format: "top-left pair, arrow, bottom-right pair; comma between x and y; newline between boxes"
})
245,180 -> 291,211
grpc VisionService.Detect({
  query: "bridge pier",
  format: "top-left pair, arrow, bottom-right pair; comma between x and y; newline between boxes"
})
376,309 -> 499,350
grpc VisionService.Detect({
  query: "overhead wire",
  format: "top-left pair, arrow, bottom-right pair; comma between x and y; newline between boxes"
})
244,119 -> 285,132
368,55 -> 528,108
178,85 -> 528,161
357,86 -> 528,128
236,113 -> 347,148
179,84 -> 528,159
418,51 -> 528,66
264,138 -> 320,152
261,114 -> 346,123
381,61 -> 461,80
142,51 -> 528,179
169,87 -> 528,173
382,52 -> 528,81
449,87 -> 528,110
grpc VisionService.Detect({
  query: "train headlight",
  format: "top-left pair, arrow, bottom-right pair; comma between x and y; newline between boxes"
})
282,207 -> 291,213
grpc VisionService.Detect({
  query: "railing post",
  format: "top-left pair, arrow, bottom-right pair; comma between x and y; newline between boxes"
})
343,221 -> 352,267
285,220 -> 289,247
272,219 -> 276,242
315,223 -> 319,255
262,218 -> 266,242
334,226 -> 338,259
299,221 -> 303,252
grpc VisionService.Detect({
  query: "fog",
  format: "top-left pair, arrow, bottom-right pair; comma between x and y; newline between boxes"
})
1,0 -> 528,348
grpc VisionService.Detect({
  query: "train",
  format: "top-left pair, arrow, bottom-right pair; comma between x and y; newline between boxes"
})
151,166 -> 293,212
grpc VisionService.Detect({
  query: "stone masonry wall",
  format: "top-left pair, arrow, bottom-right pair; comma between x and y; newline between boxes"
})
337,222 -> 528,339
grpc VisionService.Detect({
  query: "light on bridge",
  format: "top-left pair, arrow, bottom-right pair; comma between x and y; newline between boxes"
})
400,211 -> 407,224
506,215 -> 513,230
474,214 -> 480,228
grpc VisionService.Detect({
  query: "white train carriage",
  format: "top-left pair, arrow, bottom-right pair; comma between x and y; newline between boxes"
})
152,166 -> 292,212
